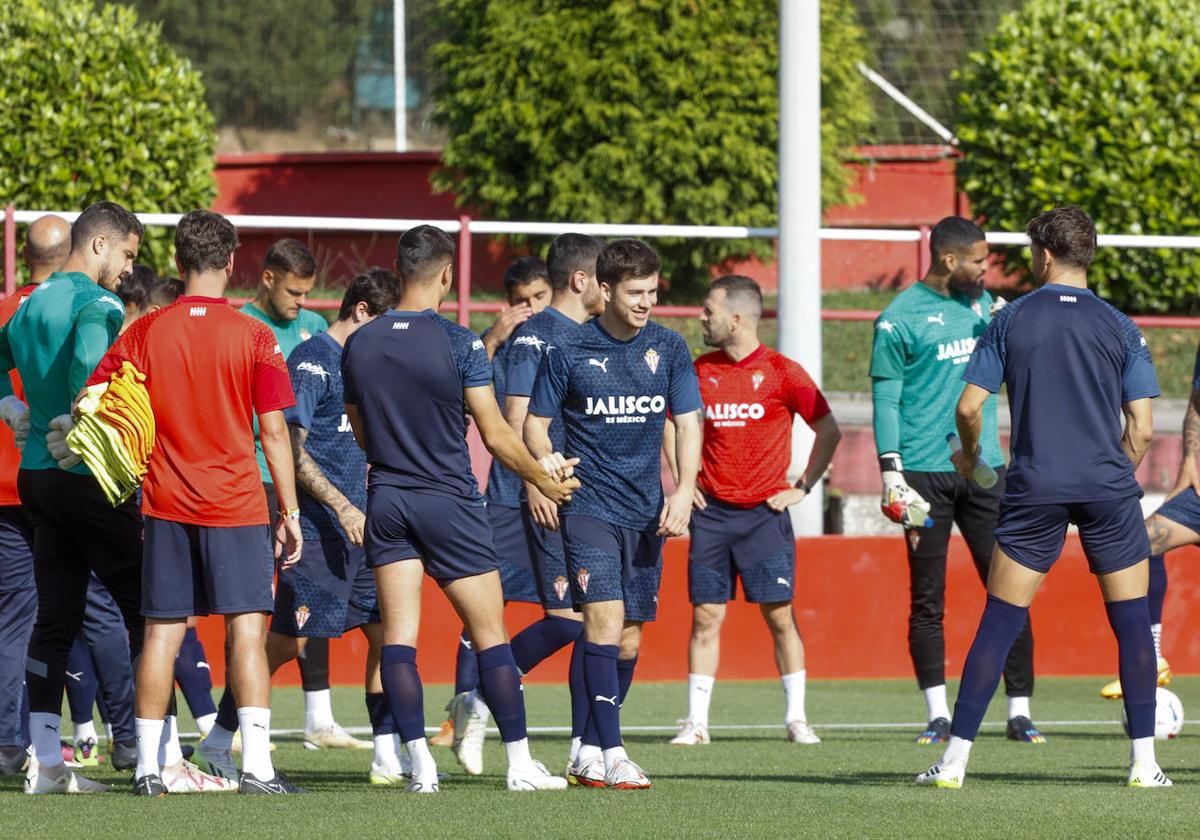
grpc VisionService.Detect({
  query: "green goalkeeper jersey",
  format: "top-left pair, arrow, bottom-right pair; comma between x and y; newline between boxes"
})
0,272 -> 125,474
869,281 -> 1003,473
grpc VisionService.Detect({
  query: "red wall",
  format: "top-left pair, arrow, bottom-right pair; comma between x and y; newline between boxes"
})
194,535 -> 1200,686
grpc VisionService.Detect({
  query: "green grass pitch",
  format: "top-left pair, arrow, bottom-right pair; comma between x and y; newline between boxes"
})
5,677 -> 1199,839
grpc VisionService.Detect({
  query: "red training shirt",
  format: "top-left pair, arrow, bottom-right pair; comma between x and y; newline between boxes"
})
695,344 -> 830,507
0,285 -> 38,506
89,296 -> 295,526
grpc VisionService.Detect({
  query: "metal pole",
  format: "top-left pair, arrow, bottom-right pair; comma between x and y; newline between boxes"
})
457,215 -> 472,326
917,224 -> 931,278
393,0 -> 407,152
3,206 -> 15,296
778,0 -> 823,536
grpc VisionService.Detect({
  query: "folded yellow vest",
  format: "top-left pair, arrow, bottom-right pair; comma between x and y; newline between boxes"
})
67,362 -> 155,506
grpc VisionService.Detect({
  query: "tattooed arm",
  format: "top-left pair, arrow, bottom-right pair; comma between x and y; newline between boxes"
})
289,423 -> 365,546
1169,388 -> 1200,500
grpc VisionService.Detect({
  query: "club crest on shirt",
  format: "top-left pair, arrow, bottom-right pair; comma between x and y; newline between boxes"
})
644,348 -> 660,374
576,568 -> 590,594
751,372 -> 764,391
300,329 -> 311,340
907,530 -> 921,552
294,605 -> 311,629
554,575 -> 569,601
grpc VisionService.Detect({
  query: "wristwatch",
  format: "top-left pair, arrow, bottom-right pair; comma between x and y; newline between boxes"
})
796,478 -> 811,494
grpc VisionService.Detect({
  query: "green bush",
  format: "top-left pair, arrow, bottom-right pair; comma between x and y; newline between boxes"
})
956,0 -> 1200,313
0,0 -> 216,275
431,0 -> 873,296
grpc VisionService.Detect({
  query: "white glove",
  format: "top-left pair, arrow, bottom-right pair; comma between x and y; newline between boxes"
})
879,453 -> 932,529
46,414 -> 82,470
0,395 -> 30,450
990,296 -> 1008,316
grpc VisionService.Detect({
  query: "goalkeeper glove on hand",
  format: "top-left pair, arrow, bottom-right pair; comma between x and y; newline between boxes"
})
46,414 -> 82,470
0,395 -> 30,450
879,453 -> 932,529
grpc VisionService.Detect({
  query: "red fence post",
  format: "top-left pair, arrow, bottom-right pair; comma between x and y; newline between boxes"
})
457,215 -> 472,326
916,224 -> 931,279
3,206 -> 15,297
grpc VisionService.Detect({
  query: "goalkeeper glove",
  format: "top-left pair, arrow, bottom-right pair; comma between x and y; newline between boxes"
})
46,414 -> 82,470
0,395 -> 30,450
879,453 -> 932,529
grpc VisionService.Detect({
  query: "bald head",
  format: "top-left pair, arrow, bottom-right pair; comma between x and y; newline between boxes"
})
24,215 -> 71,282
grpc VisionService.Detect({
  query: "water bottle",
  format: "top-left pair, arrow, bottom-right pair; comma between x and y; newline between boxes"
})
946,434 -> 998,489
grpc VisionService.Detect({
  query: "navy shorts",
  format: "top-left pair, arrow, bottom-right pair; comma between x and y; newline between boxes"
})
995,496 -> 1151,575
1154,487 -> 1200,534
271,537 -> 379,637
365,487 -> 498,585
688,498 -> 796,604
488,504 -> 539,604
522,507 -> 571,611
0,506 -> 34,593
142,516 -> 275,618
560,514 -> 664,623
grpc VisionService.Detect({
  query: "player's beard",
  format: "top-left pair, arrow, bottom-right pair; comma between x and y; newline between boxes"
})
97,262 -> 123,293
950,273 -> 985,300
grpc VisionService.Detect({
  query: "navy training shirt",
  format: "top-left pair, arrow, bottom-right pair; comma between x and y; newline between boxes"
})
962,283 -> 1159,505
529,318 -> 703,530
482,331 -> 524,509
505,306 -> 579,452
342,309 -> 491,501
284,332 -> 367,541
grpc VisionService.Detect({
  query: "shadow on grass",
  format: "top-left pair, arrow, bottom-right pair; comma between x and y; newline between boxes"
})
654,769 -> 1133,787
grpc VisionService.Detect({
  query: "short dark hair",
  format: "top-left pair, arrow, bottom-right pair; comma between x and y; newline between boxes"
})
70,201 -> 144,253
711,274 -> 763,317
339,267 -> 402,320
596,238 -> 661,286
117,264 -> 158,310
263,237 -> 316,279
546,233 -> 604,291
149,278 -> 184,308
175,210 -> 239,274
396,225 -> 455,285
929,216 -> 985,261
503,256 -> 549,296
1026,206 -> 1097,269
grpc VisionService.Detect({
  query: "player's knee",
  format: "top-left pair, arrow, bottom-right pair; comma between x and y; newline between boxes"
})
760,603 -> 797,637
691,605 -> 724,639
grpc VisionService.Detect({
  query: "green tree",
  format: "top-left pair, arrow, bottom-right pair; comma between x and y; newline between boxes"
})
431,0 -> 873,294
0,0 -> 216,275
956,0 -> 1200,312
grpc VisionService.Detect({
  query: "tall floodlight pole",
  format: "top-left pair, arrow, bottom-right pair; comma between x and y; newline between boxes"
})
394,0 -> 407,152
778,0 -> 823,536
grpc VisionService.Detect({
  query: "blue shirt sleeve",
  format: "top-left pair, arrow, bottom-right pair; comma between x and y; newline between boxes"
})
529,347 -> 568,418
504,331 -> 546,397
1120,316 -> 1160,401
285,347 -> 329,430
962,311 -> 1007,393
667,333 -> 703,415
340,334 -> 361,405
453,325 -> 492,388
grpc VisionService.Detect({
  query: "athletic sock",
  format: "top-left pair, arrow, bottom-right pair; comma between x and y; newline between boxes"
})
213,687 -> 238,734
365,692 -> 398,769
577,742 -> 602,764
454,630 -> 478,695
1151,624 -> 1163,661
74,719 -> 98,746
134,717 -> 164,779
568,638 -> 590,739
582,642 -> 622,750
237,707 -> 274,780
1131,736 -> 1156,765
569,736 -> 583,764
30,712 -> 62,767
304,688 -> 334,733
602,745 -> 628,772
782,669 -> 807,723
379,645 -> 425,743
617,655 -> 637,706
1007,695 -> 1031,720
687,674 -> 715,727
159,715 -> 183,767
942,735 -> 973,766
950,595 -> 1030,742
205,722 -> 235,752
65,638 -> 97,730
1105,597 -> 1156,742
503,737 -> 535,772
1147,554 -> 1166,625
174,627 -> 217,719
923,685 -> 951,722
405,737 -> 436,781
299,637 -> 331,692
195,713 -> 217,738
476,644 -> 527,743
511,616 -> 583,675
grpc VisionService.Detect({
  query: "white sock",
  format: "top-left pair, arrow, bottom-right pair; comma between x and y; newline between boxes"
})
577,742 -> 602,764
687,674 -> 715,727
159,715 -> 183,767
205,722 -> 235,751
503,737 -> 534,771
405,737 -> 437,781
195,712 -> 217,738
468,689 -> 491,719
396,738 -> 412,774
74,719 -> 98,745
304,688 -> 334,733
923,685 -> 951,722
569,736 -> 582,763
942,735 -> 973,766
374,734 -> 400,770
104,722 -> 113,745
601,745 -> 628,772
1152,623 -> 1163,660
1007,696 -> 1031,720
237,707 -> 275,780
781,670 -> 807,724
1131,736 -> 1156,765
135,717 -> 164,779
31,712 -> 63,767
